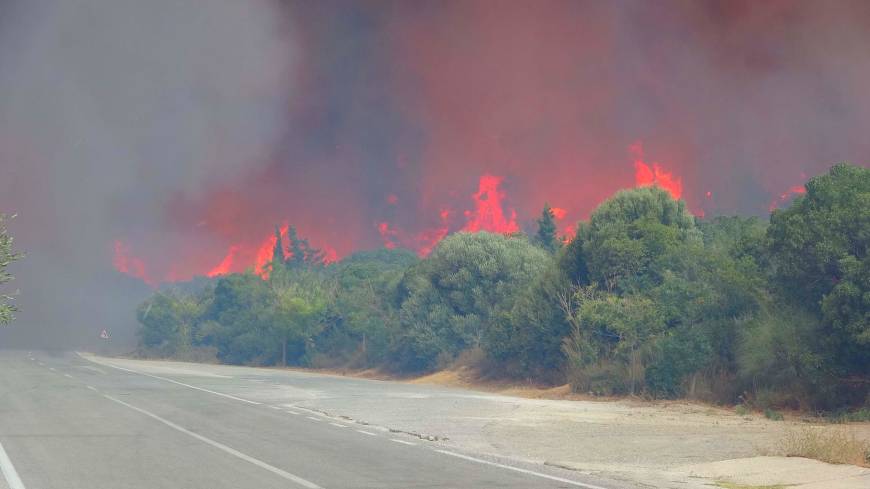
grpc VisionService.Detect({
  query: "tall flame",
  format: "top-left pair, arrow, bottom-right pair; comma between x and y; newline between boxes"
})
462,174 -> 519,234
631,142 -> 683,200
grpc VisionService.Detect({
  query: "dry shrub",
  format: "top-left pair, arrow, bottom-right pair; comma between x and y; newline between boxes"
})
776,427 -> 870,467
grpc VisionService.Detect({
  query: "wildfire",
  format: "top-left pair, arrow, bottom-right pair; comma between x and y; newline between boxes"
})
254,224 -> 289,278
378,174 -> 519,256
631,142 -> 683,200
112,154 -> 808,286
112,240 -> 153,286
207,245 -> 240,278
462,174 -> 519,234
415,208 -> 450,256
768,185 -> 806,212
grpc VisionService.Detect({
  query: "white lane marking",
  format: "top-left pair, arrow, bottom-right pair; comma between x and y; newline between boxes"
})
285,411 -> 301,415
98,363 -> 261,405
435,450 -> 609,489
0,439 -> 26,489
390,439 -> 416,446
86,386 -> 98,392
356,430 -> 377,436
77,365 -> 107,375
329,423 -> 347,428
48,367 -> 55,372
305,417 -> 321,422
63,374 -> 73,379
37,363 -> 44,366
269,405 -> 282,410
102,394 -> 321,489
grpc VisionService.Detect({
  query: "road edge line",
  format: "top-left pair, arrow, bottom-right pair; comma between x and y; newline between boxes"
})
434,449 -> 610,489
79,354 -> 261,406
0,439 -> 26,489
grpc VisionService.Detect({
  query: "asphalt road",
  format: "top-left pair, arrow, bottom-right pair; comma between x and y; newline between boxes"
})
0,350 -> 629,489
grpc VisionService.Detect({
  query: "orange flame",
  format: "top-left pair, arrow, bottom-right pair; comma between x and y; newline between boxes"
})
462,174 -> 519,234
768,185 -> 806,212
631,142 -> 683,200
207,245 -> 240,278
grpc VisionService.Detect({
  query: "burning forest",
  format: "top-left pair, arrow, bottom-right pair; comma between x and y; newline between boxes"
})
0,0 -> 869,348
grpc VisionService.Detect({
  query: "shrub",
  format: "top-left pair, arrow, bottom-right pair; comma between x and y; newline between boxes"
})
764,408 -> 784,421
567,361 -> 630,396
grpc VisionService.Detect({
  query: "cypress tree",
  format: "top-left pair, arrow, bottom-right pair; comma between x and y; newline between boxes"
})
535,203 -> 559,253
271,225 -> 286,272
287,226 -> 305,268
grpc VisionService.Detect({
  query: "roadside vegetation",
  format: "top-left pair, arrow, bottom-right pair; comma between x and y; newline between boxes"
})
0,213 -> 22,325
135,164 -> 869,413
776,427 -> 870,467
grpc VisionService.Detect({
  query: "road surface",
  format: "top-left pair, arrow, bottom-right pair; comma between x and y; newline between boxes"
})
0,350 -> 631,489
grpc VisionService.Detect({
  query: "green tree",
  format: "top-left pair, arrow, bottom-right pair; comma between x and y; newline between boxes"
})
270,225 -> 286,276
271,283 -> 327,366
0,214 -> 22,325
201,272 -> 275,364
767,163 -> 870,377
328,249 -> 418,366
581,187 -> 698,293
487,240 -> 586,380
286,225 -> 324,268
576,293 -> 665,395
534,203 -> 559,253
136,291 -> 204,356
392,232 -> 550,371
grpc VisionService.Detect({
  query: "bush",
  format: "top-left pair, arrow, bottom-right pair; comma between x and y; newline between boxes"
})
764,408 -> 784,421
827,408 -> 870,424
567,361 -> 630,396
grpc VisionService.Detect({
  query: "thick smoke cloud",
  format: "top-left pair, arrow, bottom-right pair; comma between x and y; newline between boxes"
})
1,0 -> 869,348
0,0 -> 293,347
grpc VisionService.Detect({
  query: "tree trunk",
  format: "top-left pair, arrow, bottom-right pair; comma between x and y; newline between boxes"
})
282,338 -> 287,367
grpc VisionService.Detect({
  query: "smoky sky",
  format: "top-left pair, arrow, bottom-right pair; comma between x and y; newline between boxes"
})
1,0 -> 869,347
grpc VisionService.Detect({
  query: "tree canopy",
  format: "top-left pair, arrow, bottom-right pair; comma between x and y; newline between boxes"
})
133,165 -> 870,411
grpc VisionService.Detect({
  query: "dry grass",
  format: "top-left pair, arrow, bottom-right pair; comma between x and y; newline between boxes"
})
714,482 -> 787,489
716,481 -> 788,489
775,427 -> 870,467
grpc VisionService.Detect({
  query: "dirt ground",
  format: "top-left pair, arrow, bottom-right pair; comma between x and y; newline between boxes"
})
302,364 -> 870,488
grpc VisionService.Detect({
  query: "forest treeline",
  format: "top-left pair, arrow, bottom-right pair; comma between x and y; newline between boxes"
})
136,164 -> 869,411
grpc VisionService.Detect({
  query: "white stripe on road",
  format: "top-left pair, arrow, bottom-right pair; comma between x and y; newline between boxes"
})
356,430 -> 377,436
390,439 -> 416,446
102,394 -> 320,489
48,367 -> 55,372
306,417 -> 321,422
98,363 -> 261,405
329,423 -> 347,428
435,450 -> 609,489
286,410 -> 301,415
0,439 -> 26,489
63,374 -> 73,379
86,386 -> 98,392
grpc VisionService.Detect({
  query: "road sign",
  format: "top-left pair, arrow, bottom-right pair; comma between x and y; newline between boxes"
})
100,329 -> 110,340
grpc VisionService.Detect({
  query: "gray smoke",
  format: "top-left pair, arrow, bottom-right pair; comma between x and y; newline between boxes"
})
0,0 -> 293,348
